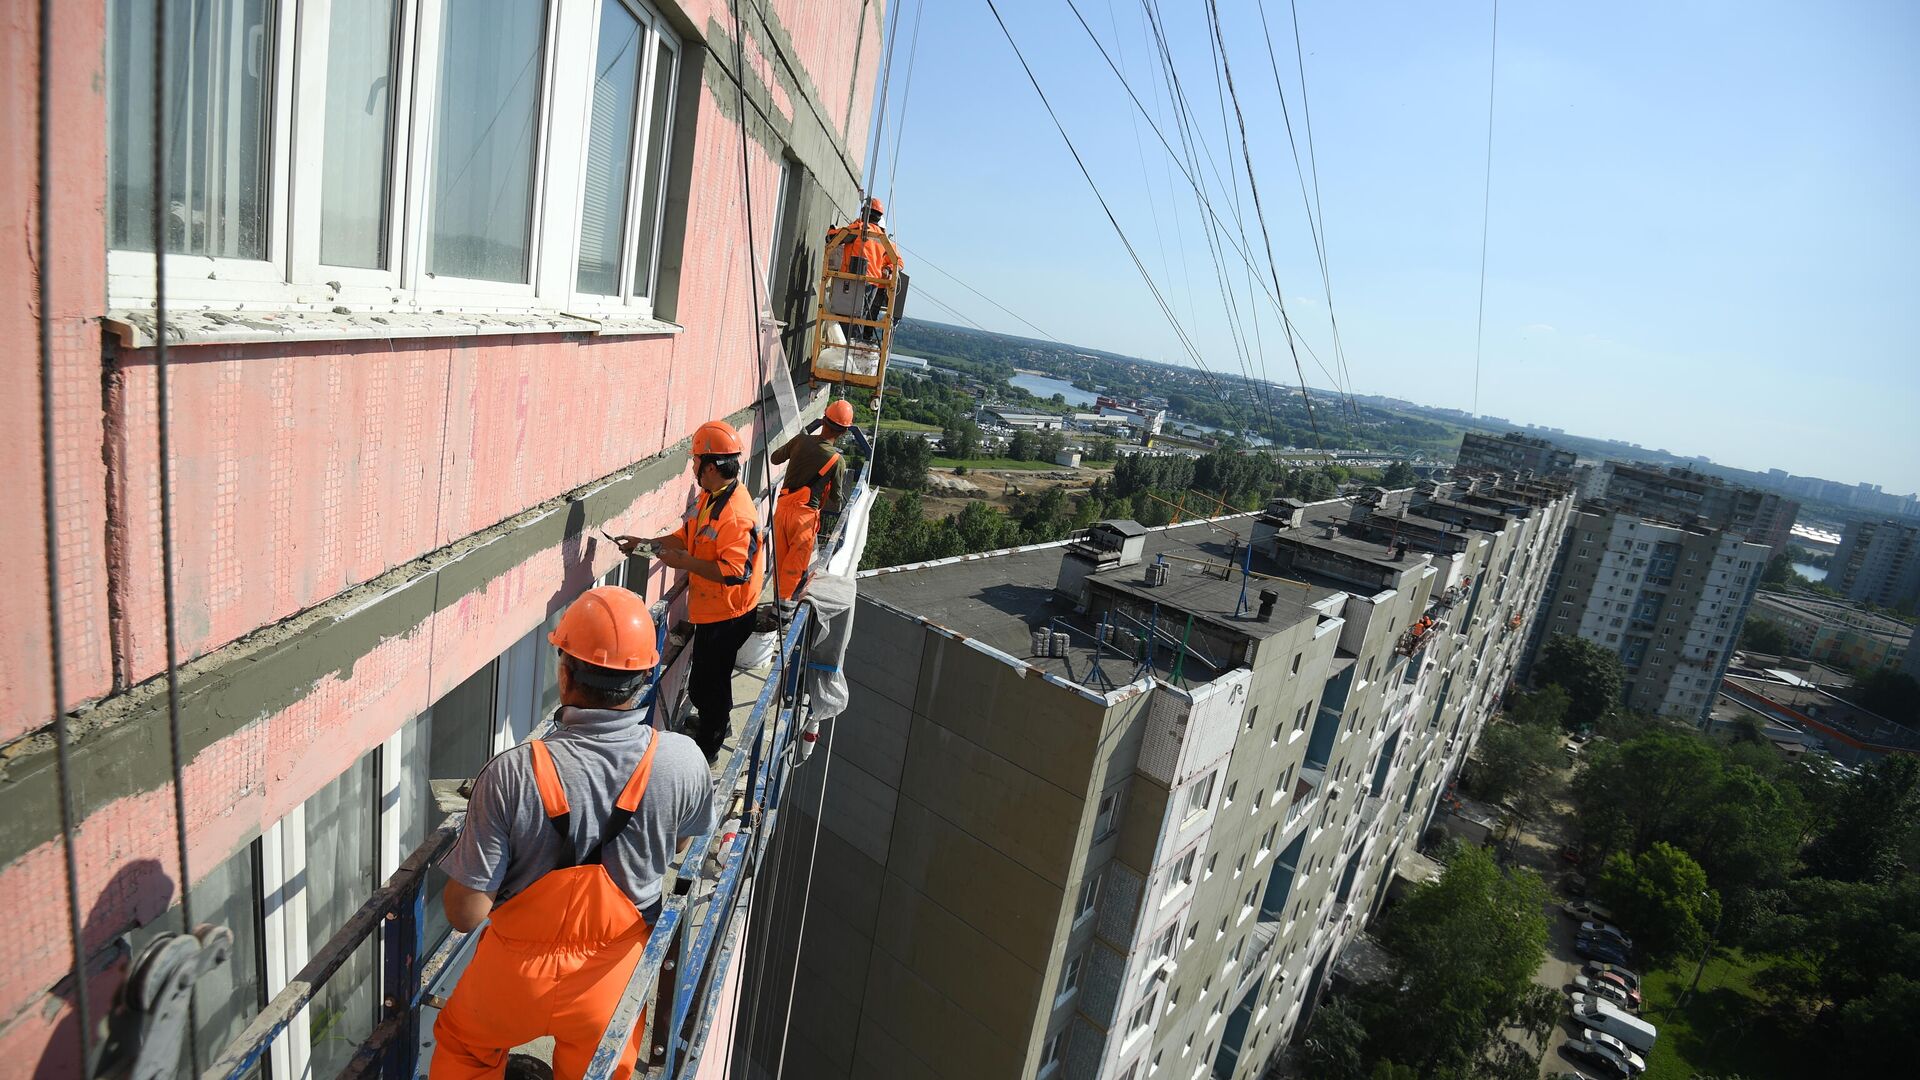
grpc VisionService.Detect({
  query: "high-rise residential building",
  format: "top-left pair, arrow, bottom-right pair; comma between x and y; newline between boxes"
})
1454,431 -> 1579,480
1597,462 -> 1801,555
4,1 -> 883,1074
1829,519 -> 1920,610
1529,510 -> 1768,722
738,477 -> 1576,1080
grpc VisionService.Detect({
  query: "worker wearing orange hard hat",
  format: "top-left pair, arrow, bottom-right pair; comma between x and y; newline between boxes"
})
432,586 -> 713,1080
768,399 -> 857,605
617,419 -> 762,761
826,197 -> 901,344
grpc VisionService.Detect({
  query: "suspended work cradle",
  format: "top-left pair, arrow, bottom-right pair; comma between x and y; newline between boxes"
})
808,224 -> 908,390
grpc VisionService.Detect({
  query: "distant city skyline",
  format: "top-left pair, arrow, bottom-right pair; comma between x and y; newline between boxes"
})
875,1 -> 1919,490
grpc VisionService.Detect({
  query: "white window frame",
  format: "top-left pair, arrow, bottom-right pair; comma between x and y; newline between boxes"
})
108,0 -> 685,321
1182,772 -> 1215,820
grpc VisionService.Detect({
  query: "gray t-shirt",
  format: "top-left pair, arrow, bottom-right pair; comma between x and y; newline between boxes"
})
441,707 -> 715,914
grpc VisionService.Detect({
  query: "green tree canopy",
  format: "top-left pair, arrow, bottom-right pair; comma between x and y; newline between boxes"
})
1533,633 -> 1624,730
870,431 -> 931,490
1382,460 -> 1418,488
1802,755 -> 1920,884
1738,616 -> 1794,656
1595,841 -> 1721,962
1469,720 -> 1562,820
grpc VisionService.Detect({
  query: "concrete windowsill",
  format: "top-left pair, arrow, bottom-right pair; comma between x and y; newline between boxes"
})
103,306 -> 684,349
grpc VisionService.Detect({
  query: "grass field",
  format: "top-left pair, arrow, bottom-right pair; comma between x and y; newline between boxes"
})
1635,949 -> 1815,1080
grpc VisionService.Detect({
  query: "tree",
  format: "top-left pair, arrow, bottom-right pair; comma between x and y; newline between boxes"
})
1382,460 -> 1418,488
1008,429 -> 1038,461
869,431 -> 931,490
1738,616 -> 1794,656
1532,634 -> 1624,731
1802,755 -> 1920,884
939,419 -> 980,460
1595,842 -> 1720,962
1853,668 -> 1920,728
1370,845 -> 1550,1077
1469,720 -> 1561,819
1299,996 -> 1371,1080
1761,552 -> 1798,588
1572,730 -> 1722,856
1505,685 -> 1570,731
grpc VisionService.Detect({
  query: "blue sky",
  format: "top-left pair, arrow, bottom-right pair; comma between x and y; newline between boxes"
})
867,1 -> 1919,491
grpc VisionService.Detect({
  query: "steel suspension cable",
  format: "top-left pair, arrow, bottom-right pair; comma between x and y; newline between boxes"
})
1472,0 -> 1501,415
1283,0 -> 1360,421
771,709 -> 839,1079
37,0 -> 94,1068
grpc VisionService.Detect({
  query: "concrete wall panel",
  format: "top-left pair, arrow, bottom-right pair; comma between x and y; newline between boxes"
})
899,715 -> 1084,888
887,797 -> 1067,963
872,874 -> 1042,1046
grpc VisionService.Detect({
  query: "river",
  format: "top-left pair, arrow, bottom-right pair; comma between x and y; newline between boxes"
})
1792,563 -> 1828,583
1009,373 -> 1096,407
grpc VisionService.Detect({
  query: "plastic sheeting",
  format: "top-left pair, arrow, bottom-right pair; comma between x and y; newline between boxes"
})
801,485 -> 878,720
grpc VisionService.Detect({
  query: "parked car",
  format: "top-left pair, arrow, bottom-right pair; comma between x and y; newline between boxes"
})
1563,898 -> 1614,922
1572,998 -> 1659,1054
1580,920 -> 1633,947
1565,1036 -> 1644,1077
1572,974 -> 1635,1010
1584,961 -> 1642,991
1575,935 -> 1632,964
1591,970 -> 1642,1008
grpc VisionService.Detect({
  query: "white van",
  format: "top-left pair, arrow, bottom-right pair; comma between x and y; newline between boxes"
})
1571,996 -> 1657,1053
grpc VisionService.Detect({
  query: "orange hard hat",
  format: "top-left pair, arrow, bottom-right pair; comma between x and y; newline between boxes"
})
550,586 -> 659,672
825,400 -> 856,428
691,419 -> 743,457
865,196 -> 884,215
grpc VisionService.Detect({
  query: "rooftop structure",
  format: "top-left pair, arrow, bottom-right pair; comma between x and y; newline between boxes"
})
740,477 -> 1577,1080
1595,461 -> 1800,555
1749,590 -> 1913,672
1719,673 -> 1920,763
1454,431 -> 1578,481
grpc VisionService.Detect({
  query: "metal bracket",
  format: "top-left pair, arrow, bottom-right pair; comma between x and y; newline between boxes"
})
93,924 -> 234,1080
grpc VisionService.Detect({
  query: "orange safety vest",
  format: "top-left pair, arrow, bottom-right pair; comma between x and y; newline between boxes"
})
829,221 -> 897,279
774,453 -> 839,601
678,482 -> 761,623
430,736 -> 660,1080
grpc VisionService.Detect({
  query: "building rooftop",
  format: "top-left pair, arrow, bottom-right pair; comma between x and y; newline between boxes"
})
861,517 -> 1340,691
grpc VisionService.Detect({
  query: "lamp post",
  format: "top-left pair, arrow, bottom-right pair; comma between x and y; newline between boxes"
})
1680,889 -> 1724,1009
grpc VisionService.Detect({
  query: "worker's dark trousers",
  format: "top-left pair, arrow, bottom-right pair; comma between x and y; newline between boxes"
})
688,612 -> 757,759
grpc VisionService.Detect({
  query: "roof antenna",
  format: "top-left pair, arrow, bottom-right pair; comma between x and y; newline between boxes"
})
1234,538 -> 1255,616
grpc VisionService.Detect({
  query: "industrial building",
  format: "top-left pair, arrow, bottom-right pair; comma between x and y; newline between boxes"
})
4,0 -> 884,1074
1748,591 -> 1912,672
1528,509 -> 1768,723
738,476 -> 1576,1080
1828,519 -> 1920,610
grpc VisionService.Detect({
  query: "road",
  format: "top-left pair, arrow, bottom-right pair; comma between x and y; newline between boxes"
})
1502,789 -> 1601,1078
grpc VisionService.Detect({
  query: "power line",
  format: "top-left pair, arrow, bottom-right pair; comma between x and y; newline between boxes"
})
1473,0 -> 1501,415
890,241 -> 1063,342
1202,0 -> 1324,449
980,0 -> 1230,404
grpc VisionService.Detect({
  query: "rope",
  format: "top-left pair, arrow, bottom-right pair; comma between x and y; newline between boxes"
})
883,0 -> 925,216
1473,0 -> 1501,415
772,711 -> 838,1078
151,0 -> 202,1067
37,0 -> 94,1066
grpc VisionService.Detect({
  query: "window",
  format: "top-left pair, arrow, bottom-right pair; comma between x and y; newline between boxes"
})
1224,781 -> 1237,807
1057,953 -> 1083,1001
1294,703 -> 1311,732
1040,1030 -> 1066,1075
106,0 -> 685,317
1205,853 -> 1217,880
1184,773 -> 1215,819
1128,995 -> 1157,1036
1290,652 -> 1302,675
1076,873 -> 1102,922
1155,923 -> 1178,960
1168,850 -> 1197,895
1096,789 -> 1121,838
1245,704 -> 1259,733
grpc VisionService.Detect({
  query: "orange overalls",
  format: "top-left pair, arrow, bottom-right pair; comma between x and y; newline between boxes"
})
430,737 -> 660,1080
774,452 -> 840,601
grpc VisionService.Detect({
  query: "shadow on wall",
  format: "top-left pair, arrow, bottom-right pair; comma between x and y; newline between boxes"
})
32,858 -> 174,1080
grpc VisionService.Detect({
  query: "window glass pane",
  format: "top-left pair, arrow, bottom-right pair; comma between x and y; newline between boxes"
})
319,0 -> 399,268
304,753 -> 377,1078
420,663 -> 498,950
577,0 -> 646,295
107,0 -> 276,259
427,0 -> 547,282
630,37 -> 677,300
126,843 -> 265,1077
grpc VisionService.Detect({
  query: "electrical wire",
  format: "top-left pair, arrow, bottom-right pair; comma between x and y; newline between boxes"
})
771,710 -> 838,1079
981,0 -> 1229,405
36,0 -> 94,1068
1202,0 -> 1324,449
1473,0 -> 1501,415
883,0 -> 926,216
889,241 -> 1061,342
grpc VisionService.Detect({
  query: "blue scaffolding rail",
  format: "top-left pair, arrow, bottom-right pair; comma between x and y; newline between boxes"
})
200,477 -> 869,1080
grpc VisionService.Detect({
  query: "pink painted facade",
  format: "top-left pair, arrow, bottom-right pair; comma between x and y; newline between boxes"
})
1,0 -> 884,1073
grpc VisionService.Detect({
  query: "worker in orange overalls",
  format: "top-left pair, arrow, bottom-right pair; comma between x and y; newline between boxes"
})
618,420 -> 761,762
432,586 -> 714,1080
826,197 -> 901,342
769,399 -> 855,606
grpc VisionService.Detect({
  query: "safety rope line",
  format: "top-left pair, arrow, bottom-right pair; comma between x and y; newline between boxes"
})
1472,0 -> 1501,415
771,707 -> 837,1079
151,0 -> 201,1066
882,0 -> 925,219
37,0 -> 95,1068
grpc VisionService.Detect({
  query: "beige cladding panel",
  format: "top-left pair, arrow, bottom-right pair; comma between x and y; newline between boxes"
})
887,796 -> 1071,963
872,873 -> 1047,1044
859,946 -> 1028,1080
915,635 -> 1106,796
899,714 -> 1086,887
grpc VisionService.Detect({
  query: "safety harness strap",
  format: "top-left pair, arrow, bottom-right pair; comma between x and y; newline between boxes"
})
527,740 -> 574,857
582,731 -> 661,866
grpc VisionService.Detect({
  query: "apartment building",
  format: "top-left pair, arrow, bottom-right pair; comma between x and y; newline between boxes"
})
4,1 -> 882,1073
737,477 -> 1575,1080
1454,431 -> 1578,480
1596,462 -> 1800,555
1829,519 -> 1920,610
1530,510 -> 1768,723
1748,591 -> 1912,672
